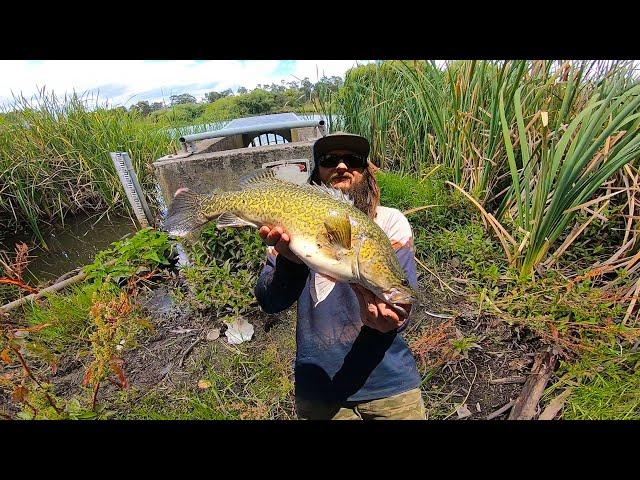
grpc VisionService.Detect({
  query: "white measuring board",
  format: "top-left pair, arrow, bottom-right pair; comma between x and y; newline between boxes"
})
110,152 -> 154,228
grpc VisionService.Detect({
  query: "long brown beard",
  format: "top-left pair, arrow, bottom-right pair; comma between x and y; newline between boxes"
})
347,171 -> 375,218
329,168 -> 379,218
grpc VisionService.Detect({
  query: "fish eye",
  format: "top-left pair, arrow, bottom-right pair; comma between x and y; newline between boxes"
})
401,278 -> 409,287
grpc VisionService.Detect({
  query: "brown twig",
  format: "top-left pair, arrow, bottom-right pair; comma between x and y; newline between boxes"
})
415,257 -> 461,295
12,346 -> 64,414
91,381 -> 101,411
489,376 -> 527,385
0,278 -> 38,295
23,399 -> 39,417
485,399 -> 516,420
179,336 -> 202,368
12,346 -> 42,387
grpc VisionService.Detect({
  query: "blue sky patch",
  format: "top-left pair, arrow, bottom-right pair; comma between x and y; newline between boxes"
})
274,60 -> 296,76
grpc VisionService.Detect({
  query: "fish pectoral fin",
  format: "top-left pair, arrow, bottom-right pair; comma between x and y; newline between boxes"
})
310,272 -> 338,307
216,212 -> 258,229
323,213 -> 352,251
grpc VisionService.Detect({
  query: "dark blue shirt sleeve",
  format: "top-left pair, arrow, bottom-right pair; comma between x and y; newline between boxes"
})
255,251 -> 310,314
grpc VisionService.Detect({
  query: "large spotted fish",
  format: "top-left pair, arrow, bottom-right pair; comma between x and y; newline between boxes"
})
163,168 -> 419,314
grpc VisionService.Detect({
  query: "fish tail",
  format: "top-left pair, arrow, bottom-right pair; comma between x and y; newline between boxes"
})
163,188 -> 213,237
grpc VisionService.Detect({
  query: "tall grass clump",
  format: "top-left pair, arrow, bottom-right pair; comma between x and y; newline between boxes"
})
336,61 -> 418,172
336,60 -> 640,278
492,65 -> 640,276
0,89 -> 175,243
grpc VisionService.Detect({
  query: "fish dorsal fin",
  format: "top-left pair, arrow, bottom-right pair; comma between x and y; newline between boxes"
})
216,211 -> 258,229
238,168 -> 288,189
324,212 -> 352,250
307,182 -> 354,205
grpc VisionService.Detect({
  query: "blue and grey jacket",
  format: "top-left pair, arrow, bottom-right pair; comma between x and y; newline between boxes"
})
255,206 -> 422,403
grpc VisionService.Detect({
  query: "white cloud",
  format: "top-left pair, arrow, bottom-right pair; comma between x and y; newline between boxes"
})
0,60 -> 374,109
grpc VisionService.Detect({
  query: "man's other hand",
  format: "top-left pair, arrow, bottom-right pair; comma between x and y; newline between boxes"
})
350,284 -> 410,333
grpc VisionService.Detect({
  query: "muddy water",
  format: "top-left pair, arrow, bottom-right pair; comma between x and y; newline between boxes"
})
1,213 -> 138,285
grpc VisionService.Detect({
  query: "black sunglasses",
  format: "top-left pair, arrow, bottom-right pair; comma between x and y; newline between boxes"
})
318,153 -> 367,169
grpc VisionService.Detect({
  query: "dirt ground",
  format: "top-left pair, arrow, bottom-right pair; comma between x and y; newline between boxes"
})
35,274 -> 547,420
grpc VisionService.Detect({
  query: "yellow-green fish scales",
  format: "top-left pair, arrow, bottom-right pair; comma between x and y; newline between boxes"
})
164,173 -> 416,307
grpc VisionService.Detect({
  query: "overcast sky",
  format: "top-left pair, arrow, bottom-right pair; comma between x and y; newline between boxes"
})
0,60 -> 373,110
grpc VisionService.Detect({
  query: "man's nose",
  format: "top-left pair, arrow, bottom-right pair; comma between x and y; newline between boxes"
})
336,162 -> 348,172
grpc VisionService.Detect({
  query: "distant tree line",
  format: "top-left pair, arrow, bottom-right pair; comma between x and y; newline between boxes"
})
124,76 -> 344,125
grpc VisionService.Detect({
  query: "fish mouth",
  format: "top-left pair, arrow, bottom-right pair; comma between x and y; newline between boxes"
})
382,287 -> 419,310
388,303 -> 409,318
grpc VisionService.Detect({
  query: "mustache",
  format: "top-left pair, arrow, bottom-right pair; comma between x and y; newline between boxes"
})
330,173 -> 352,182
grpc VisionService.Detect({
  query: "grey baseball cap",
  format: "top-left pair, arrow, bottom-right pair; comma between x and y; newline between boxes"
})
313,131 -> 370,162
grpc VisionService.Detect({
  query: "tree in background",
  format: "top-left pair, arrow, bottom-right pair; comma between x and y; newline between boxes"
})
170,94 -> 197,106
129,100 -> 167,117
201,95 -> 242,122
120,75 -> 345,125
129,101 -> 152,116
314,75 -> 343,94
204,89 -> 233,103
235,89 -> 275,115
298,78 -> 314,102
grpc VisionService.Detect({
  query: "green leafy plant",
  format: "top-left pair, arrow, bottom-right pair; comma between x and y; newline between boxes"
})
83,227 -> 174,288
177,225 -> 266,318
450,335 -> 481,359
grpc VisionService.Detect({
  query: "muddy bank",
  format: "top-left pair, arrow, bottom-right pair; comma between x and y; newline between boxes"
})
40,278 -> 543,420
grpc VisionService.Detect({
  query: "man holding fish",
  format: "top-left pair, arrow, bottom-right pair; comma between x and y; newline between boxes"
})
165,131 -> 427,420
254,132 -> 426,420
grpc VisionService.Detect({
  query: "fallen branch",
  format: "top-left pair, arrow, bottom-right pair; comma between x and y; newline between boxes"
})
539,388 -> 573,420
0,260 -> 116,315
179,336 -> 202,367
508,350 -> 558,420
486,399 -> 516,420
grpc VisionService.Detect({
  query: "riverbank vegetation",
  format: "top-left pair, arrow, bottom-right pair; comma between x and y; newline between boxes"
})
1,60 -> 639,419
0,76 -> 343,244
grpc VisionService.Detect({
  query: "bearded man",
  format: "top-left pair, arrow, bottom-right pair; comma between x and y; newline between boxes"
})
255,132 -> 426,420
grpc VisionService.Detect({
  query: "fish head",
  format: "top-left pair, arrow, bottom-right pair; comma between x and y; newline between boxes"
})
381,278 -> 420,307
356,243 -> 420,311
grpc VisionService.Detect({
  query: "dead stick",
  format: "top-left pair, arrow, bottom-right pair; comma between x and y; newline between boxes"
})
489,376 -> 527,385
179,337 -> 202,367
508,351 -> 558,420
0,260 -> 117,314
485,399 -> 516,420
92,381 -> 101,411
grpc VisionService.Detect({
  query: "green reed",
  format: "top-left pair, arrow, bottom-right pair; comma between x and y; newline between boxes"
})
334,60 -> 640,274
0,89 -> 175,244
